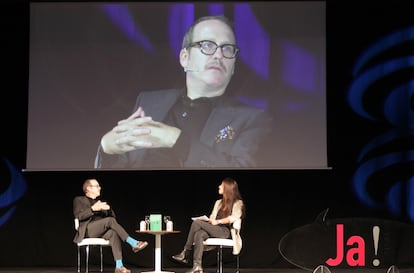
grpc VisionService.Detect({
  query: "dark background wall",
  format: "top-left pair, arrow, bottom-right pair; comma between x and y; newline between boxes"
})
1,1 -> 414,271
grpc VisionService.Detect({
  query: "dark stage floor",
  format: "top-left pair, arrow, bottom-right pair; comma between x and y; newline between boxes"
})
0,267 -> 411,273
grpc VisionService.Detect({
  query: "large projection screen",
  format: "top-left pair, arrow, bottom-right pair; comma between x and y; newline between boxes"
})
27,1 -> 326,171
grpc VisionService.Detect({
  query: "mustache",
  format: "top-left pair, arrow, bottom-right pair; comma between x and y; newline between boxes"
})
206,61 -> 226,72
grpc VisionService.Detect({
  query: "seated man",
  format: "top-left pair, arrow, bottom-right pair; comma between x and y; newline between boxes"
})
73,178 -> 148,273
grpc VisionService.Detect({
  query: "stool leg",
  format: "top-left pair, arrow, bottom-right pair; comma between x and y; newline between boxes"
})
85,245 -> 90,273
236,254 -> 240,273
100,246 -> 103,272
77,246 -> 81,273
215,247 -> 219,273
218,246 -> 223,273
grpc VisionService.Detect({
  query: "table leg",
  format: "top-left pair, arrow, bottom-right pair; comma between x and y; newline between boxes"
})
142,234 -> 174,273
154,234 -> 161,271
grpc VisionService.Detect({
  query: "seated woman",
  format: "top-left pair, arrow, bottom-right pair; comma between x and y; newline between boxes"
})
172,177 -> 245,273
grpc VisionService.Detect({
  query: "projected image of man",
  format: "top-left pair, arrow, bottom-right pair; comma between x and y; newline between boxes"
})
94,15 -> 272,169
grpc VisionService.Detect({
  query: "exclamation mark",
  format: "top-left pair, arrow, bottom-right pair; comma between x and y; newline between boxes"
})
372,225 -> 380,266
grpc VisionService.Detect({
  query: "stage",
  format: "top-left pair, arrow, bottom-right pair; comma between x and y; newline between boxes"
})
0,267 -> 410,273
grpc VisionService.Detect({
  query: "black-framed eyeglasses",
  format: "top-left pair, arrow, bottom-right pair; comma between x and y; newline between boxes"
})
188,40 -> 239,59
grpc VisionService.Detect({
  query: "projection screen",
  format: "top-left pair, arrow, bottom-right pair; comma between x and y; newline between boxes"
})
26,1 -> 326,171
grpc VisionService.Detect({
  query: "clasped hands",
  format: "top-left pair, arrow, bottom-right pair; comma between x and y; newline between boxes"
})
92,200 -> 110,211
101,107 -> 181,155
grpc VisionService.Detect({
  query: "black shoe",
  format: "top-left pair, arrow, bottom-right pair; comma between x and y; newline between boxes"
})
172,249 -> 189,264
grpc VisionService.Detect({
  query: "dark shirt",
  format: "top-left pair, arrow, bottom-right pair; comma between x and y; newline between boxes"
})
142,92 -> 220,166
216,209 -> 230,228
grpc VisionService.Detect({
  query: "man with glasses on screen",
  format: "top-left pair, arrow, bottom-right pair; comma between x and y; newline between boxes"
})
94,15 -> 272,169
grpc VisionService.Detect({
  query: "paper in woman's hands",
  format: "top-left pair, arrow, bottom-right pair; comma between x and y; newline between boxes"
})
191,215 -> 209,221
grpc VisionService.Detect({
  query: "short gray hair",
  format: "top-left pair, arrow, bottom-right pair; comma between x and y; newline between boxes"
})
181,15 -> 235,49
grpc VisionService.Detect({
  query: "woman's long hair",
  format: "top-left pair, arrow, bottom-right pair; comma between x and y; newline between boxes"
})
220,177 -> 245,218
